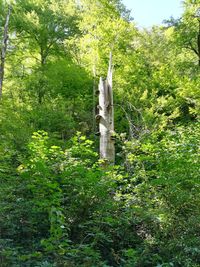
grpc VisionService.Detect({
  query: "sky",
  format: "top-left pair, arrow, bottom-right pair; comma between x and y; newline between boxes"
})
122,0 -> 183,28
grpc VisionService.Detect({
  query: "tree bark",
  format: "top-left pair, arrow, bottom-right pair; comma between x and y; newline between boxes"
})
97,52 -> 115,164
92,64 -> 97,134
198,19 -> 200,66
0,5 -> 11,98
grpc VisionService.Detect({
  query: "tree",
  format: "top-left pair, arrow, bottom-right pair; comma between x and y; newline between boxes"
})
13,0 -> 79,66
9,0 -> 79,104
97,53 -> 115,164
0,4 -> 11,98
175,0 -> 200,66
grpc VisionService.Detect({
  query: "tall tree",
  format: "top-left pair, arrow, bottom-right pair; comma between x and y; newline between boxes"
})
14,0 -> 79,66
175,0 -> 200,66
11,0 -> 79,104
0,4 -> 11,98
97,53 -> 115,164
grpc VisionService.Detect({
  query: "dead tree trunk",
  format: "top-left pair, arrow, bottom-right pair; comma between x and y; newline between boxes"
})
92,64 -> 97,134
97,53 -> 115,164
0,5 -> 11,98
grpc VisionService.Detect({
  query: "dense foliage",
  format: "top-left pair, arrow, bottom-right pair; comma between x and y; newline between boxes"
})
0,0 -> 199,266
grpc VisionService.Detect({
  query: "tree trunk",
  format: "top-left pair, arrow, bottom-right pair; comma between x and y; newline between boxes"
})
97,52 -> 115,164
198,19 -> 200,66
0,5 -> 11,98
92,64 -> 97,134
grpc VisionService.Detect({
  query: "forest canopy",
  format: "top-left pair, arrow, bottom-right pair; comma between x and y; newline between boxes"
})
0,0 -> 200,266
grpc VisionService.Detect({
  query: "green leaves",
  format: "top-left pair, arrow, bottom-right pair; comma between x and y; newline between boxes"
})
13,0 -> 79,63
14,131 -> 114,265
119,122 -> 200,265
0,0 -> 200,266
